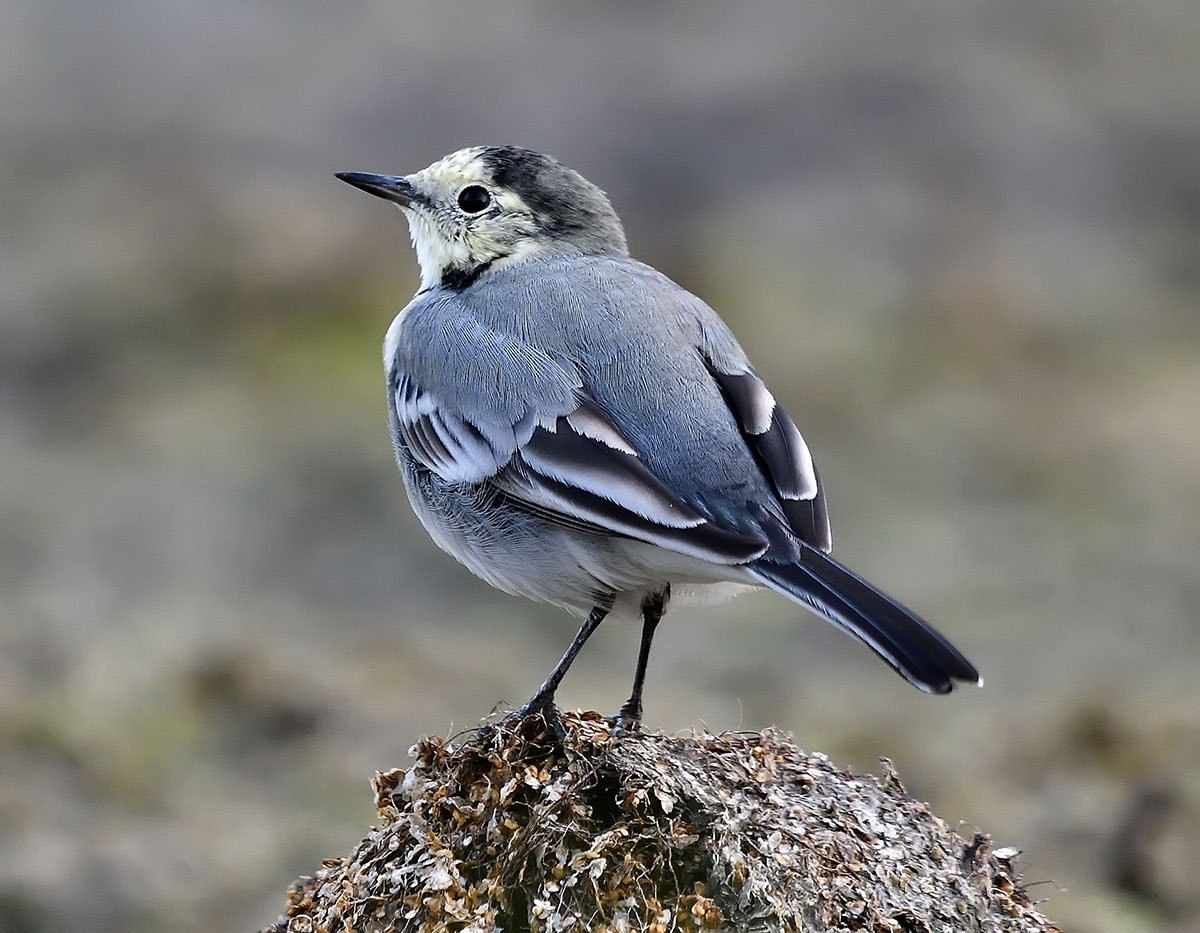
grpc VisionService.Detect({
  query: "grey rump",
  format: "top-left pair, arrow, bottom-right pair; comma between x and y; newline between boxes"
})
336,146 -> 980,732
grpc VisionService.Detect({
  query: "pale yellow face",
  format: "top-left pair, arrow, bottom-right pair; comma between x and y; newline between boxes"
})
399,147 -> 545,289
342,146 -> 628,291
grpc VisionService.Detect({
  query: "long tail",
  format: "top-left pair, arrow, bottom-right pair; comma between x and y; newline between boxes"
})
750,548 -> 981,694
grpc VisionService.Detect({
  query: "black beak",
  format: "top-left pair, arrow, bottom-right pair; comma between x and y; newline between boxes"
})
335,172 -> 422,206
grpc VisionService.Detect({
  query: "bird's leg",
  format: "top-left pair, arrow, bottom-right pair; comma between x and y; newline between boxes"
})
613,585 -> 670,733
514,602 -> 611,729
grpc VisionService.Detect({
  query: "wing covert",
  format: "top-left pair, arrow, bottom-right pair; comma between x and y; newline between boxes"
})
392,370 -> 766,566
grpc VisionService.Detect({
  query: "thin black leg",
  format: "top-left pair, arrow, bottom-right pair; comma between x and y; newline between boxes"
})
614,586 -> 670,732
518,602 -> 611,719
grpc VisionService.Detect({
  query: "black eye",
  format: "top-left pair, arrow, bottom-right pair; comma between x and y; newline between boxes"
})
457,185 -> 492,213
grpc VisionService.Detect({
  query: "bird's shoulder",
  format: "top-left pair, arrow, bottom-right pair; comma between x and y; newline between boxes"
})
383,278 -> 583,442
383,254 -> 765,425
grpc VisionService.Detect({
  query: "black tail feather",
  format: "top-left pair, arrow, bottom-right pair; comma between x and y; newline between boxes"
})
750,548 -> 981,694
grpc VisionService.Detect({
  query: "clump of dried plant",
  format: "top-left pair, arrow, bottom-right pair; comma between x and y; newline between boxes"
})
265,710 -> 1059,932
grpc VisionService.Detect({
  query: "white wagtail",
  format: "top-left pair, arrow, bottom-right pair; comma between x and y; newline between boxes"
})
337,146 -> 980,731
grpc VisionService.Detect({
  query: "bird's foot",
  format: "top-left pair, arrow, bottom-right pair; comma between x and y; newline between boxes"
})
514,694 -> 566,741
607,698 -> 643,735
479,693 -> 566,745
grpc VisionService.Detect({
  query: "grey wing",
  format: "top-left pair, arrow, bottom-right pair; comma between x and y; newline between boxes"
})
392,365 -> 767,567
698,324 -> 832,553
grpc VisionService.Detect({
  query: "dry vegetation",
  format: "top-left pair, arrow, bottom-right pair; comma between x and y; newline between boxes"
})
266,711 -> 1058,932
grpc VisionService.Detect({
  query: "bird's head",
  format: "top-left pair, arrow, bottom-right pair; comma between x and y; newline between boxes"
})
337,146 -> 628,291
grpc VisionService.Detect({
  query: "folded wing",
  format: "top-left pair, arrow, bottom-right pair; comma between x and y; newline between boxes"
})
393,372 -> 766,566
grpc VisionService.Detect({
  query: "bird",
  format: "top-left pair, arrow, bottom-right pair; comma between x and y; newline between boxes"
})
336,146 -> 981,732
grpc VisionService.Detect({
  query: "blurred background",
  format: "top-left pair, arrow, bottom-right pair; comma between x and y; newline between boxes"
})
2,1 -> 1198,930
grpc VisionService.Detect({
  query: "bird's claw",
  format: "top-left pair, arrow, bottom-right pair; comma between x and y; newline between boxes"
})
607,700 -> 643,735
479,695 -> 566,745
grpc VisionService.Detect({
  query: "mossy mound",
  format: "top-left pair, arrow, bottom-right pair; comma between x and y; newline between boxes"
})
264,711 -> 1059,932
